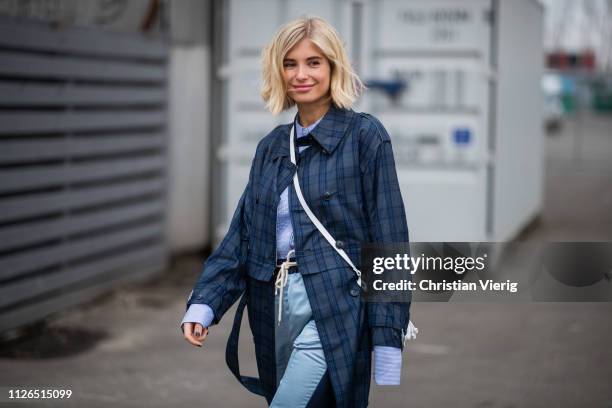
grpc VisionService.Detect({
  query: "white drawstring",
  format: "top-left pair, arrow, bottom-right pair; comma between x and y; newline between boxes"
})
274,249 -> 297,326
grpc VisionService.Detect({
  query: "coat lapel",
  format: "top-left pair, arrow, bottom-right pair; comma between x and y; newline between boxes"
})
275,159 -> 296,195
308,104 -> 355,155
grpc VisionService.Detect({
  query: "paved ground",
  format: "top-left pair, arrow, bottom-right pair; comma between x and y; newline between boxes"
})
1,114 -> 612,407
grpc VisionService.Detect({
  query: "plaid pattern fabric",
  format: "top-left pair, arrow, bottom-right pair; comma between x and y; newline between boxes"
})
187,104 -> 411,407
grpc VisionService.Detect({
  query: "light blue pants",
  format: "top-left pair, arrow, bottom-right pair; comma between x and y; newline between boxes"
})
270,272 -> 328,407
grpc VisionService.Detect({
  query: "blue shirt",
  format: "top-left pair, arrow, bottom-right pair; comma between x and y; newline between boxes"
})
275,116 -> 322,260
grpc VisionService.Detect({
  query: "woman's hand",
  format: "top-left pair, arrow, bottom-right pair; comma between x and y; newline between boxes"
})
182,322 -> 209,347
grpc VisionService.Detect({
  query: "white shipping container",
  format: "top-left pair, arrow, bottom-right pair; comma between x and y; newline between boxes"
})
214,0 -> 544,243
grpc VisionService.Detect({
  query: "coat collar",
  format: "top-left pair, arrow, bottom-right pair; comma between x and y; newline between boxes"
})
270,104 -> 355,160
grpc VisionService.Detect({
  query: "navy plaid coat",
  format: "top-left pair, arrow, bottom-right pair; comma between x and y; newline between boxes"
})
186,104 -> 411,407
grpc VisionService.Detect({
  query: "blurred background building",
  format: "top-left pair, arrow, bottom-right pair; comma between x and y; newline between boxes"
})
0,0 -> 610,333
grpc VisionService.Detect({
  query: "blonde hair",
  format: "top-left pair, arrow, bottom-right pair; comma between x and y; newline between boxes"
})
260,16 -> 364,114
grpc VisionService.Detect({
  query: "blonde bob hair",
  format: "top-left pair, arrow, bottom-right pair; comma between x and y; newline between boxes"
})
260,16 -> 364,114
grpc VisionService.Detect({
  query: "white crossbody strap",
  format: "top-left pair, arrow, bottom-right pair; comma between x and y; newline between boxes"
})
289,124 -> 362,287
289,122 -> 418,344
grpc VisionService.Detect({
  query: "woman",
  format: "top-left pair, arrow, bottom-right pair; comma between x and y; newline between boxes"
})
181,16 -> 413,407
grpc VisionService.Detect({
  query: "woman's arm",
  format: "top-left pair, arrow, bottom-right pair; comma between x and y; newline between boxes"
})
361,117 -> 411,348
185,165 -> 254,326
361,118 -> 411,385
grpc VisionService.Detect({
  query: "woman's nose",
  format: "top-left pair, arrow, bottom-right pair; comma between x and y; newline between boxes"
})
296,64 -> 309,80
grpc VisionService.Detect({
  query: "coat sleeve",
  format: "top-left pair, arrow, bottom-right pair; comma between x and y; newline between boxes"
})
361,121 -> 411,349
185,168 -> 253,326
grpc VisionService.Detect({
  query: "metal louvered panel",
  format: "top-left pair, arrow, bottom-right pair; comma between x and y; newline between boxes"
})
0,223 -> 165,282
0,82 -> 166,106
0,133 -> 165,163
0,155 -> 164,193
1,200 -> 164,251
0,16 -> 166,59
0,16 -> 169,333
0,178 -> 164,222
0,111 -> 165,134
0,52 -> 167,82
0,240 -> 165,308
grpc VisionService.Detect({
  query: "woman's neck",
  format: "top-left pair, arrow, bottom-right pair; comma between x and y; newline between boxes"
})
297,100 -> 331,127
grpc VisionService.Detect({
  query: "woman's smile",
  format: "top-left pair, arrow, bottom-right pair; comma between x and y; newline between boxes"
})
293,84 -> 314,92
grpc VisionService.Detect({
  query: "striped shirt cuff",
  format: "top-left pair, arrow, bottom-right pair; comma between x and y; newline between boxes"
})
180,303 -> 215,333
374,346 -> 402,385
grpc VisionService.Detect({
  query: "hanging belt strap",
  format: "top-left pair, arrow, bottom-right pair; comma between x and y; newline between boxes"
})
225,293 -> 266,397
289,123 -> 418,344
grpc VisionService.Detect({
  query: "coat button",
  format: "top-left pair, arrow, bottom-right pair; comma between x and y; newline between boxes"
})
335,240 -> 344,249
350,287 -> 360,297
323,191 -> 332,200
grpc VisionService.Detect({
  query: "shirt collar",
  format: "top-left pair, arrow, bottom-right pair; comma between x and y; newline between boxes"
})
295,115 -> 323,137
270,104 -> 355,160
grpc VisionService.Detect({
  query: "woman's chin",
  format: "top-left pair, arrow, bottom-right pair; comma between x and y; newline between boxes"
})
291,95 -> 326,105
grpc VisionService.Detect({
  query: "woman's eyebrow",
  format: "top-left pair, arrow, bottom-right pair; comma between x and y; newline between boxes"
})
283,56 -> 323,62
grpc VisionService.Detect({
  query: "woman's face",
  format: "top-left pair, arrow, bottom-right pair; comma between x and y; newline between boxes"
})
282,38 -> 331,106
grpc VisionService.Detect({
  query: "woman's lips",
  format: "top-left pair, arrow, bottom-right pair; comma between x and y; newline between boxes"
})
293,85 -> 314,92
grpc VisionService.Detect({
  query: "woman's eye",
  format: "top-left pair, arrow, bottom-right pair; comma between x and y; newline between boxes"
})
284,63 -> 295,68
310,61 -> 320,66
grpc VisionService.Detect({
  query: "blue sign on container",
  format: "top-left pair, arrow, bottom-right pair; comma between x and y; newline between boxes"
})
453,128 -> 471,145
